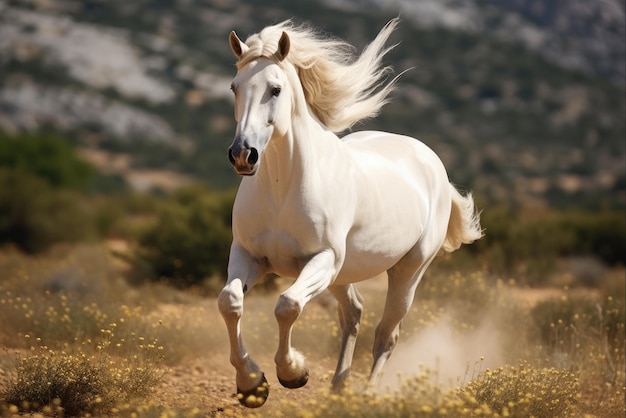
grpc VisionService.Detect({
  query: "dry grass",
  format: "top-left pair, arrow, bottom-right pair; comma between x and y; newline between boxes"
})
0,245 -> 173,415
0,245 -> 624,417
274,364 -> 579,417
462,362 -> 579,417
3,338 -> 162,416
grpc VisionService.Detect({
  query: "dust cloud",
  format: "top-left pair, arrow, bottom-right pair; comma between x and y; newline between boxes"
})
377,312 -> 505,392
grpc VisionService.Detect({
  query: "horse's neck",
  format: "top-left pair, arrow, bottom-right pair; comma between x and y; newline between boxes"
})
259,113 -> 336,197
257,67 -> 340,200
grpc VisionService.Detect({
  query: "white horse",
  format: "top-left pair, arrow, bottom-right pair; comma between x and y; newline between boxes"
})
217,19 -> 482,408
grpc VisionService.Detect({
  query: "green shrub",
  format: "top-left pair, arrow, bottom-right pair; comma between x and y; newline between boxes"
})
0,134 -> 106,252
137,185 -> 235,290
0,168 -> 95,253
560,211 -> 626,265
0,133 -> 94,190
467,207 -> 626,284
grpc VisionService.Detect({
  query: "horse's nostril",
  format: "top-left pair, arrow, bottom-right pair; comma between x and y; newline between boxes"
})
228,148 -> 236,165
248,148 -> 259,165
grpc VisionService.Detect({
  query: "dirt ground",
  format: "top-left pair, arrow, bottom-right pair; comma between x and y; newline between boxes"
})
0,244 -> 612,417
154,351 -> 338,416
148,278 -> 604,416
134,284 -> 588,416
0,245 -> 370,417
148,291 -> 358,416
0,300 -> 344,417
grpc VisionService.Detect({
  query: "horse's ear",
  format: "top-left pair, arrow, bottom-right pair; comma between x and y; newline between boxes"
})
229,31 -> 248,58
276,31 -> 290,61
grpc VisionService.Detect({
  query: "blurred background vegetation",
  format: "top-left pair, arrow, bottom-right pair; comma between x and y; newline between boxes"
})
0,0 -> 624,290
0,128 -> 622,291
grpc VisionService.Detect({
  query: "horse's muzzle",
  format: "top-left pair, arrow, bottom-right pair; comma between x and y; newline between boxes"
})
228,145 -> 258,176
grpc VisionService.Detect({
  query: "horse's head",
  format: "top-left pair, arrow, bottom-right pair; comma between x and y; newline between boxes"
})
227,31 -> 292,176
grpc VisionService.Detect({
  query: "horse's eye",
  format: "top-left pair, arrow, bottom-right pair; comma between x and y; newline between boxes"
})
271,86 -> 281,97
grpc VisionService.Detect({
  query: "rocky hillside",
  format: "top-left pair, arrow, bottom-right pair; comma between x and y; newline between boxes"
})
328,0 -> 625,84
0,0 -> 624,207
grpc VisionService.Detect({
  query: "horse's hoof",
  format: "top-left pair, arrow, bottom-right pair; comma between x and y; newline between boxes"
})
237,373 -> 269,408
278,369 -> 309,389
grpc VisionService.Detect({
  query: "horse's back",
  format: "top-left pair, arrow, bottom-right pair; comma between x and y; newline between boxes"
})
342,130 -> 449,194
343,131 -> 445,177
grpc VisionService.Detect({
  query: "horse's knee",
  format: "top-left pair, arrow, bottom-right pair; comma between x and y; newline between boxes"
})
218,282 -> 244,318
274,293 -> 302,323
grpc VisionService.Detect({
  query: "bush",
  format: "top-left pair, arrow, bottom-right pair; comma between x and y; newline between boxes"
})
0,133 -> 108,252
277,363 -> 581,417
3,339 -> 163,416
137,185 -> 235,290
0,168 -> 96,253
0,133 -> 94,190
467,207 -> 626,284
462,361 -> 579,417
530,291 -> 625,387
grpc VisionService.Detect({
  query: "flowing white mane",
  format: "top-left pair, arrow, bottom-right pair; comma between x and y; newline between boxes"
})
236,19 -> 400,132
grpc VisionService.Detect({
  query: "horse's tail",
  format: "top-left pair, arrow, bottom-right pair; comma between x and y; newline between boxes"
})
441,184 -> 483,253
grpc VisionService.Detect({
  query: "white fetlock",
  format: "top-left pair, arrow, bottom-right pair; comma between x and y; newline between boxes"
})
276,350 -> 309,389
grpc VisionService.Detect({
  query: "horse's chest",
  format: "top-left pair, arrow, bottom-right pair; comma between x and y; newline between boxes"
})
234,211 -> 324,277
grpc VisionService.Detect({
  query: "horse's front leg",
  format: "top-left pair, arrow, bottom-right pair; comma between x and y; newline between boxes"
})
274,249 -> 339,389
217,244 -> 268,408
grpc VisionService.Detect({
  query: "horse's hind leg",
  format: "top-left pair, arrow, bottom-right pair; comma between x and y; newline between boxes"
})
328,284 -> 364,391
367,258 -> 433,391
